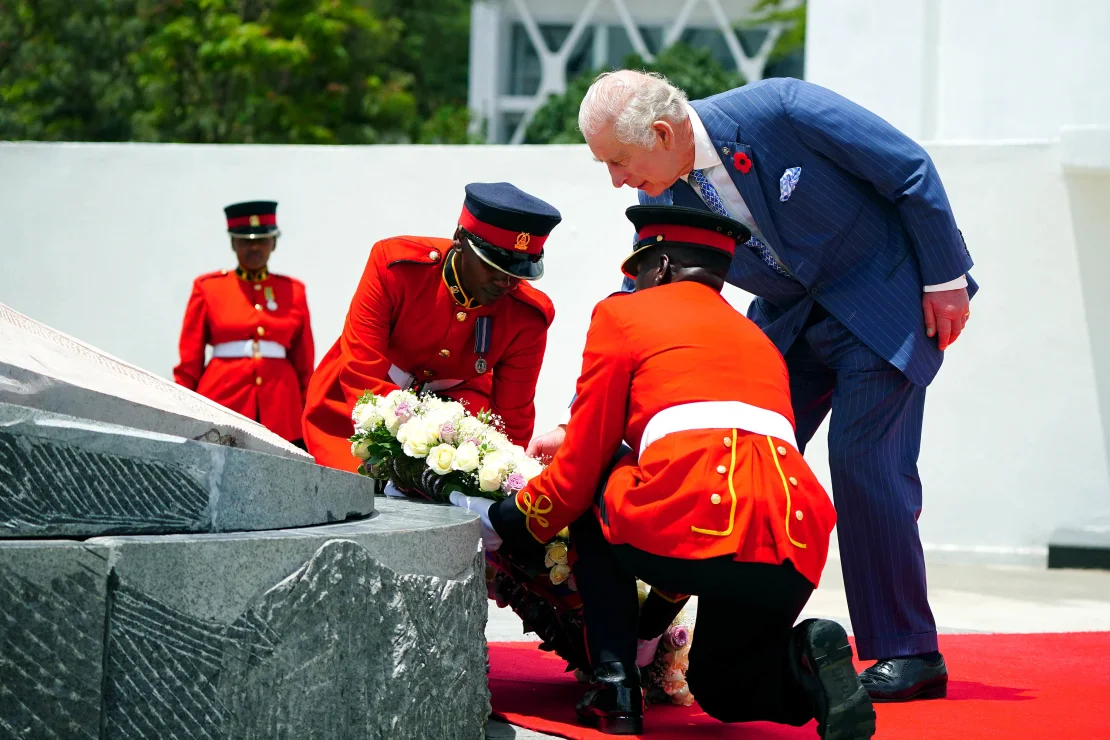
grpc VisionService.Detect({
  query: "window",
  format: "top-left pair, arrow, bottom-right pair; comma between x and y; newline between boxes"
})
679,27 -> 736,71
606,25 -> 664,67
507,23 -> 596,96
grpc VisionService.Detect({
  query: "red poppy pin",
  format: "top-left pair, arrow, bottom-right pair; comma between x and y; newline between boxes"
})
733,152 -> 753,174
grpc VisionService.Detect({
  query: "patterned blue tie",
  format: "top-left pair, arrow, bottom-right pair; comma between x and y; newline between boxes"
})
688,168 -> 791,278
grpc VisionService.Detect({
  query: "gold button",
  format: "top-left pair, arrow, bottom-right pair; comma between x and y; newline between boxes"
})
256,326 -> 265,336
710,493 -> 722,505
254,284 -> 262,291
456,311 -> 467,322
423,370 -> 434,377
220,268 -> 228,275
716,465 -> 727,475
429,250 -> 440,261
439,349 -> 451,358
789,476 -> 798,487
255,377 -> 263,385
724,437 -> 732,448
777,445 -> 787,456
254,304 -> 262,311
795,510 -> 804,521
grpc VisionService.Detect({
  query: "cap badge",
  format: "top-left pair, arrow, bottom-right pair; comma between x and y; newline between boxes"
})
514,232 -> 531,251
249,215 -> 261,227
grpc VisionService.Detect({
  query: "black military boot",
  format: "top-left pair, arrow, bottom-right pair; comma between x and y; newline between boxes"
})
576,661 -> 644,735
790,619 -> 876,740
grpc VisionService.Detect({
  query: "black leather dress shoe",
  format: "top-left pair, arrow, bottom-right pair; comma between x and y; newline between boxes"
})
860,656 -> 948,702
576,661 -> 644,735
791,619 -> 876,740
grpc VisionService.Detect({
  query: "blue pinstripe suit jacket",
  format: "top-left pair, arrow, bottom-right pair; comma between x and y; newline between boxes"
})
633,78 -> 977,387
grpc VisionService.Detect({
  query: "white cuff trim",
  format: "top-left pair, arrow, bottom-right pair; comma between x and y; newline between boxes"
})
923,275 -> 968,292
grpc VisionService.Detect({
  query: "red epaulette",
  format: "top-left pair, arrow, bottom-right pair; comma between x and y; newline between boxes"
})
509,283 -> 555,327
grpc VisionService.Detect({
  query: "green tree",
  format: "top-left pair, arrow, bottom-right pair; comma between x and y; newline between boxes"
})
0,0 -> 146,141
368,0 -> 477,143
130,0 -> 418,144
523,43 -> 745,145
0,0 -> 478,144
742,0 -> 806,67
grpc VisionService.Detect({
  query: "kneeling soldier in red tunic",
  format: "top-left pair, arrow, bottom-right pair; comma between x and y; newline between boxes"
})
454,206 -> 876,738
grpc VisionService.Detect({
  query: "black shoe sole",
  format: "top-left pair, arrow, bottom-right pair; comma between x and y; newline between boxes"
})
802,621 -> 877,740
868,683 -> 947,703
577,712 -> 644,735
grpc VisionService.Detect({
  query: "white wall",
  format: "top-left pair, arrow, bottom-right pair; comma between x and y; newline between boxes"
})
805,0 -> 1110,141
1,141 -> 1107,560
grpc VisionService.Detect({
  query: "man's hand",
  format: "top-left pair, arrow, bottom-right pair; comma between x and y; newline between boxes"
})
525,424 -> 567,462
922,287 -> 970,351
448,491 -> 503,551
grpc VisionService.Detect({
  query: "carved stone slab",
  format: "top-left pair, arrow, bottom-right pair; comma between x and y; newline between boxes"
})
0,402 -> 374,538
0,302 -> 308,461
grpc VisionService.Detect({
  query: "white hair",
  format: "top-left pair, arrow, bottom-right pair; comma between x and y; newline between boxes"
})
578,70 -> 689,149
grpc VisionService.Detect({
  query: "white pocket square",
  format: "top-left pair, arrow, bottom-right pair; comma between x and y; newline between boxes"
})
779,167 -> 801,202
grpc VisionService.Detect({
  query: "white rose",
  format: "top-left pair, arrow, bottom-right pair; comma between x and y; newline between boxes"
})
482,451 -> 511,477
478,463 -> 503,493
353,402 -> 382,432
426,444 -> 456,475
451,441 -> 481,473
382,408 -> 402,435
395,418 -> 418,445
403,435 -> 432,459
351,438 -> 372,460
515,457 -> 544,481
400,420 -> 435,458
439,401 -> 466,419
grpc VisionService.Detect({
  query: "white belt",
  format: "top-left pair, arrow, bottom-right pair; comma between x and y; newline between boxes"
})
388,364 -> 464,393
211,339 -> 287,359
638,400 -> 798,459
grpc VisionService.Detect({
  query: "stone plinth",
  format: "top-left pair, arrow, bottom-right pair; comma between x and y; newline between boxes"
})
0,500 -> 487,740
0,302 -> 307,460
0,402 -> 374,537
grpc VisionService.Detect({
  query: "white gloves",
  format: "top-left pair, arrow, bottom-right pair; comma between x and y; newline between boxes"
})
636,635 -> 662,667
448,491 -> 503,552
382,481 -> 407,498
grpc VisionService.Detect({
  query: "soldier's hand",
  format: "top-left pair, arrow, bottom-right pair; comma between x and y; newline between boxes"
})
526,425 -> 567,462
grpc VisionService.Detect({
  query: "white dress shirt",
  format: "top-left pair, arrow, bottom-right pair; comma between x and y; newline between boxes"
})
681,105 -> 966,293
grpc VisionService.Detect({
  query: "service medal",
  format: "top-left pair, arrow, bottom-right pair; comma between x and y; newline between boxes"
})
266,300 -> 278,311
475,358 -> 487,374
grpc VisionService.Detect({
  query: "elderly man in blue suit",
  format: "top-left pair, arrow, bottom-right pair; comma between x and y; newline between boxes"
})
530,70 -> 975,704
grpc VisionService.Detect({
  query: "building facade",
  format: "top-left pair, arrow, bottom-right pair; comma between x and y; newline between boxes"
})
468,0 -> 804,144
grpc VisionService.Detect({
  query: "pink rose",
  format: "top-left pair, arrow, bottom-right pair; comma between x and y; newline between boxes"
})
665,625 -> 690,649
394,401 -> 412,421
503,471 -> 526,493
440,421 -> 457,444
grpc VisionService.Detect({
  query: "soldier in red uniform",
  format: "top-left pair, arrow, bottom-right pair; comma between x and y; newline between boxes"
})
174,201 -> 315,446
454,206 -> 876,738
303,182 -> 561,473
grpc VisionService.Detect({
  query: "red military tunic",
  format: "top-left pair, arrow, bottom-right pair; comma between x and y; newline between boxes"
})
173,267 -> 315,442
512,281 -> 837,588
303,236 -> 554,473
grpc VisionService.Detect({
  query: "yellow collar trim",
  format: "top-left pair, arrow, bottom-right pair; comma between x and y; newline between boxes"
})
443,251 -> 478,309
236,266 -> 269,282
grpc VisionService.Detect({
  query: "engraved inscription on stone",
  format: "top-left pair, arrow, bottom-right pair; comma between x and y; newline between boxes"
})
0,431 -> 209,537
0,554 -> 109,740
103,540 -> 487,740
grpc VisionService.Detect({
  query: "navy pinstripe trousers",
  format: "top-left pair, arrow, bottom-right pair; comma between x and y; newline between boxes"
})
788,306 -> 936,660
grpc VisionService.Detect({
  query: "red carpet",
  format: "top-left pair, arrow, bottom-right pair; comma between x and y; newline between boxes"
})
489,632 -> 1107,738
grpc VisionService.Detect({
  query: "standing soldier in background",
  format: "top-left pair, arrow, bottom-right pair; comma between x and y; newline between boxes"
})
174,201 -> 315,448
